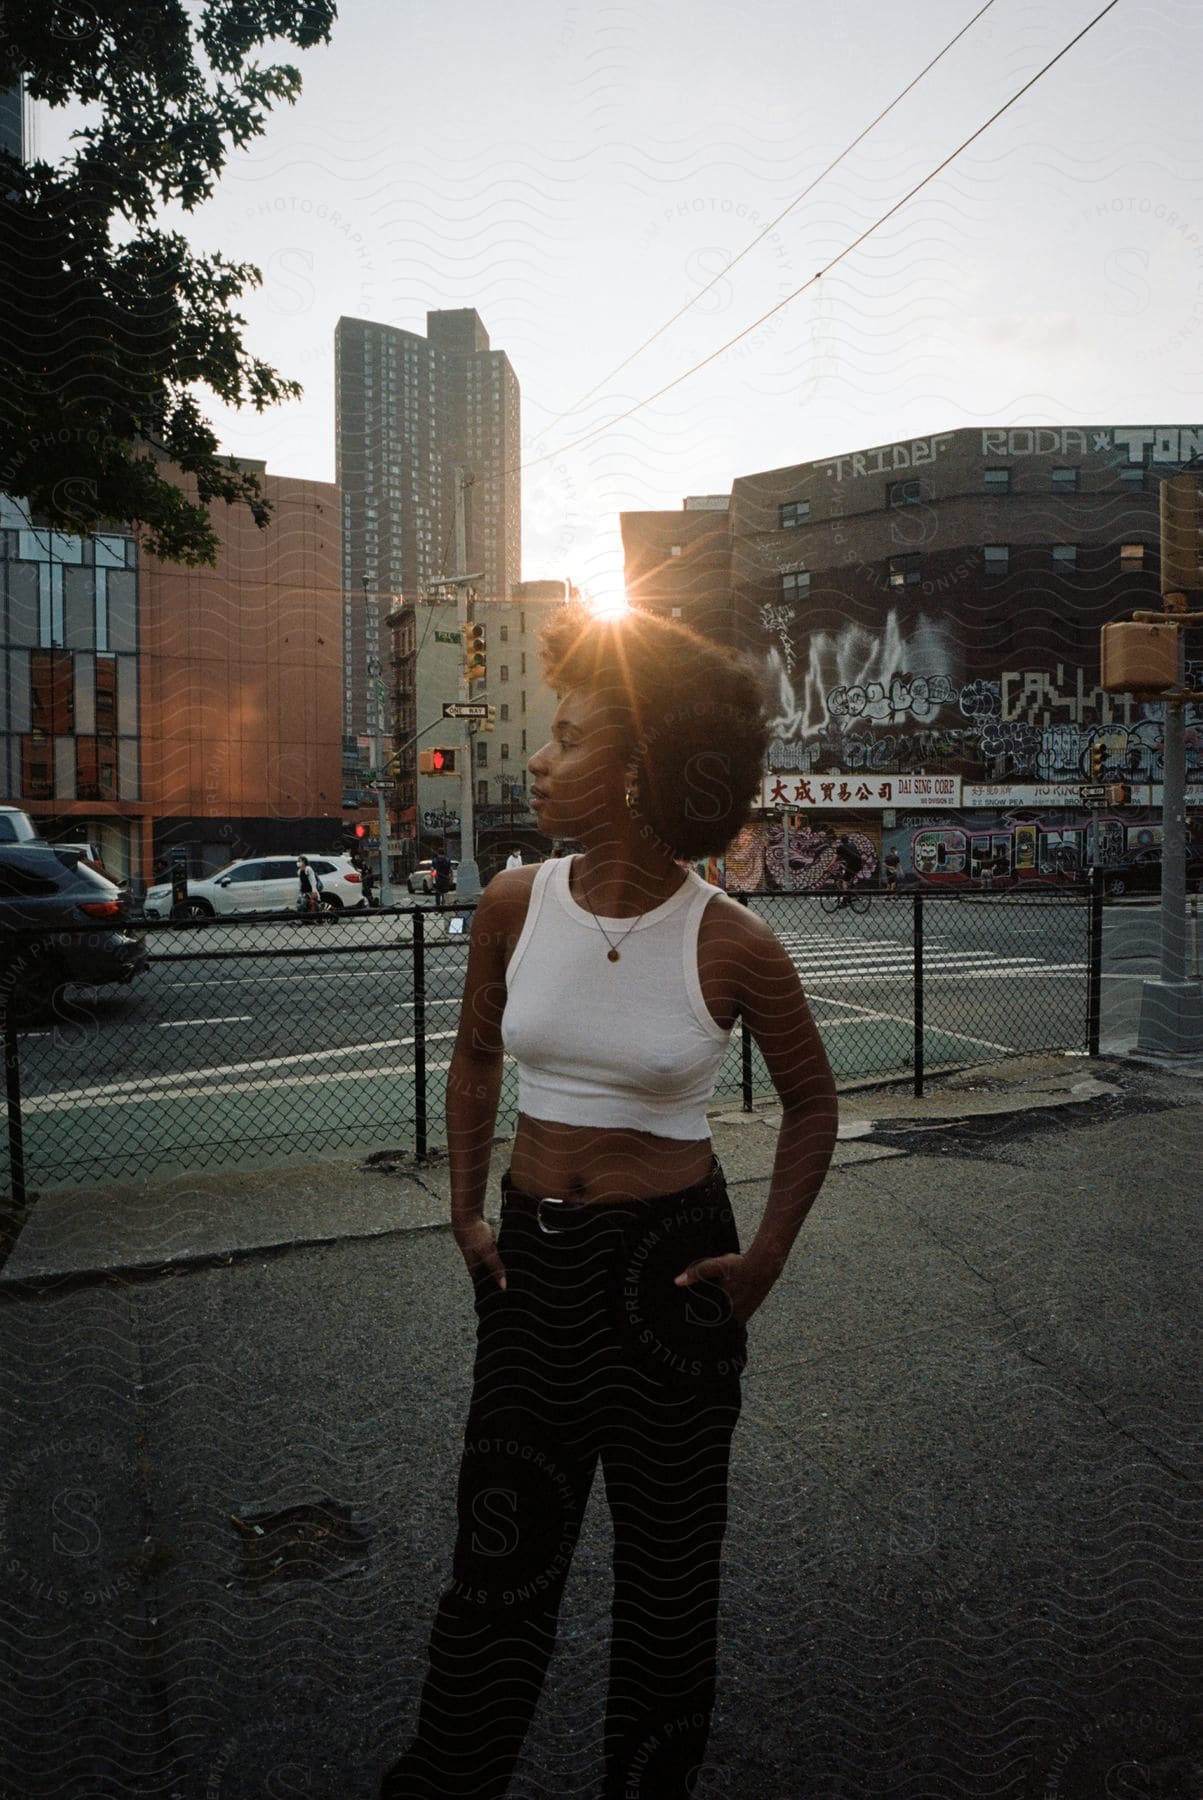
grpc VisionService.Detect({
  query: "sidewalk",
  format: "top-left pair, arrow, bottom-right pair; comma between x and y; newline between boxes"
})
0,1051 -> 1200,1798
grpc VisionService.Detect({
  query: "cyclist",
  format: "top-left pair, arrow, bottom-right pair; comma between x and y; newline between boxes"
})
833,834 -> 863,908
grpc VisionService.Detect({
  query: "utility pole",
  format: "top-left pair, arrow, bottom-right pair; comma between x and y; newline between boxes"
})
452,471 -> 483,901
366,652 -> 392,908
1103,471 -> 1203,1055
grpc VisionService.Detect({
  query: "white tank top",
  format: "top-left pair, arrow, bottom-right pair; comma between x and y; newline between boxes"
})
501,855 -> 733,1139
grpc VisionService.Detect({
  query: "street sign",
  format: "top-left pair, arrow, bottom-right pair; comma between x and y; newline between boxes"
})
442,701 -> 490,720
1079,784 -> 1108,804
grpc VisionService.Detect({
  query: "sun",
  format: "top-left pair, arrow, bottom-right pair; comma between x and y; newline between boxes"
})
583,586 -> 630,619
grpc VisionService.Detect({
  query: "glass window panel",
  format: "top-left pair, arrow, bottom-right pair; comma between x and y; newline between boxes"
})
9,650 -> 30,732
5,563 -> 37,644
19,529 -> 50,561
63,565 -> 96,648
117,656 -> 137,736
37,561 -> 52,642
105,569 -> 136,650
50,533 -> 83,563
94,535 -> 128,569
74,655 -> 95,734
75,735 -> 99,799
55,735 -> 76,799
22,736 -> 54,798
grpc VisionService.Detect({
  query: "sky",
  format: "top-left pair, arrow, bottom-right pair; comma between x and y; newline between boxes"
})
32,0 -> 1203,605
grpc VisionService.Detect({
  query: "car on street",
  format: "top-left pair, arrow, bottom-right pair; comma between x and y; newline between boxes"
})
406,858 -> 459,895
0,804 -> 43,847
142,854 -> 365,919
1102,846 -> 1203,897
0,844 -> 147,1021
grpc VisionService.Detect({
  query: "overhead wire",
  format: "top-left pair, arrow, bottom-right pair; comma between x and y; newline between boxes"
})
547,0 -> 998,429
520,0 -> 1123,476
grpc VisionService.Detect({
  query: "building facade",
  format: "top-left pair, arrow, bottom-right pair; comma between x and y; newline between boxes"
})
623,425 -> 1203,889
387,580 -> 569,872
137,465 -> 342,878
335,310 -> 521,746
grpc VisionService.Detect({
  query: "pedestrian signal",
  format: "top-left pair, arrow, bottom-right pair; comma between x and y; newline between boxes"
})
420,747 -> 458,775
463,622 -> 486,684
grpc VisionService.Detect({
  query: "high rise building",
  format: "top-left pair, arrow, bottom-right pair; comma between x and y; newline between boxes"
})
335,310 -> 521,742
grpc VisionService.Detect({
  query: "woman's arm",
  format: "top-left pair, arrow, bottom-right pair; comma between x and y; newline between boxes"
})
445,877 -> 514,1286
677,907 -> 839,1321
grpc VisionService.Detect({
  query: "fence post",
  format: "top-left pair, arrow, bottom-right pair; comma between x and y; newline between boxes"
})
913,890 -> 925,1098
3,1012 -> 27,1214
1087,866 -> 1104,1057
412,906 -> 428,1161
736,892 -> 753,1111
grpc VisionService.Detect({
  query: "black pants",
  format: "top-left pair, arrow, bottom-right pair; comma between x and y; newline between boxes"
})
383,1158 -> 747,1800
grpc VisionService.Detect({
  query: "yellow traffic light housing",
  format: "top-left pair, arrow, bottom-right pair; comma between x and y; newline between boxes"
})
481,705 -> 497,732
1089,740 -> 1105,783
463,622 -> 486,684
1100,620 -> 1180,694
1160,472 -> 1203,597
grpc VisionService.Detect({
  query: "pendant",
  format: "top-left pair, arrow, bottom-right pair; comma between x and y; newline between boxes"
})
607,948 -> 620,962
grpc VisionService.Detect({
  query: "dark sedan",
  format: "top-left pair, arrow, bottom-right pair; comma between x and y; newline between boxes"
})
0,845 -> 147,1023
1103,846 -> 1203,897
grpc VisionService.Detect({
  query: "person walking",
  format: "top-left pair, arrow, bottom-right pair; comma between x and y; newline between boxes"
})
430,849 -> 453,910
882,846 -> 902,892
504,846 -> 523,872
381,604 -> 838,1800
296,855 -> 322,919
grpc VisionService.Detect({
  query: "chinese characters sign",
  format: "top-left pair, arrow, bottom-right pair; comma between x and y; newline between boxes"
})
761,773 -> 962,811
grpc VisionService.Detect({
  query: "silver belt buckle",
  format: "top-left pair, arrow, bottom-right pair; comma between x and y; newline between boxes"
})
537,1195 -> 569,1235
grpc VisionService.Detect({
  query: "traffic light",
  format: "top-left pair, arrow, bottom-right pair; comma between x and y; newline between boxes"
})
1159,472 -> 1203,597
419,747 -> 457,775
481,704 -> 497,732
1089,740 -> 1106,782
354,822 -> 367,839
463,621 -> 486,684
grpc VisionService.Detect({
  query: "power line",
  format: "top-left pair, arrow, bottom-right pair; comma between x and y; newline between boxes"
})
521,0 -> 1123,476
547,0 -> 997,429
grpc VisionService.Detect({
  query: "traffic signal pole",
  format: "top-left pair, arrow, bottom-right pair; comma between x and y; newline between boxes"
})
1129,473 -> 1203,1056
453,471 -> 481,902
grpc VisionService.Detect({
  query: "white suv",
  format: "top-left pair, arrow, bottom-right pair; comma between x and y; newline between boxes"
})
143,854 -> 365,919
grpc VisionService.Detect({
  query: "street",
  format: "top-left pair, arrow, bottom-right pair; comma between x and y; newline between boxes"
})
7,895 -> 1185,1196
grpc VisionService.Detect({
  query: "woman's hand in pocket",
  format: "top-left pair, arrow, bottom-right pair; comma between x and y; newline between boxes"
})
455,1216 -> 507,1292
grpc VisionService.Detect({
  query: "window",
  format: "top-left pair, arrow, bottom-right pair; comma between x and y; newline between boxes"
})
1051,545 -> 1078,569
476,740 -> 488,766
670,607 -> 682,618
520,652 -> 526,675
265,860 -> 298,880
499,664 -> 509,683
887,479 -> 921,508
521,729 -> 526,753
500,743 -> 510,762
780,569 -> 810,600
888,554 -> 921,587
1120,542 -> 1145,573
477,780 -> 489,808
228,863 -> 267,883
983,468 -> 1010,493
499,624 -> 508,641
499,702 -> 510,722
1051,467 -> 1079,492
983,545 -> 1009,576
779,501 -> 810,528
1119,467 -> 1146,490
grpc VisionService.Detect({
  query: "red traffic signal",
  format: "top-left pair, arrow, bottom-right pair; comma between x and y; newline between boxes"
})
354,823 -> 367,839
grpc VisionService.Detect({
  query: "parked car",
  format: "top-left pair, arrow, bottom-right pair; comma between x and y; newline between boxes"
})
0,845 -> 147,1021
406,858 -> 459,895
0,805 -> 43,846
51,839 -> 112,880
141,853 -> 365,919
1103,846 -> 1203,897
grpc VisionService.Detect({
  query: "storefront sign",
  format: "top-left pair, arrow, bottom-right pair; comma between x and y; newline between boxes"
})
761,773 -> 961,810
964,783 -> 1203,809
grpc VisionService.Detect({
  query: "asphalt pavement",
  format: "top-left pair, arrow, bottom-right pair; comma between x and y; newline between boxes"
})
0,1046 -> 1200,1799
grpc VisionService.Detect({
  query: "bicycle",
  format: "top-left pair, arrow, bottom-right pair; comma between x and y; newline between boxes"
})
819,884 -> 871,916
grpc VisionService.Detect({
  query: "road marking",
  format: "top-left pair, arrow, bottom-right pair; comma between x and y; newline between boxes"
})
157,1016 -> 254,1029
23,1057 -> 461,1113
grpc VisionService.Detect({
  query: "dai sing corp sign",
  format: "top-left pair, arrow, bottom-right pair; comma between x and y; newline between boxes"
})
762,774 -> 962,811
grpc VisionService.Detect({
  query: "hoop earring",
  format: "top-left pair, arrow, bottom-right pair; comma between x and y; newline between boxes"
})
624,790 -> 636,811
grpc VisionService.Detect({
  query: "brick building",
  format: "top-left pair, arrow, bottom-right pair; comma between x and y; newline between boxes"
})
623,426 -> 1203,889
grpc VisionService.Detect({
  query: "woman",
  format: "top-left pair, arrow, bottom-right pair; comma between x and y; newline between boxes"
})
383,605 -> 838,1800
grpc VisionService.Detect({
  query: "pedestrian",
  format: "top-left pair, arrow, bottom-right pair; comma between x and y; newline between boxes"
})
296,855 -> 322,919
505,846 -> 523,872
992,847 -> 1009,886
361,859 -> 377,908
430,849 -> 453,910
381,603 -> 839,1800
883,846 -> 902,892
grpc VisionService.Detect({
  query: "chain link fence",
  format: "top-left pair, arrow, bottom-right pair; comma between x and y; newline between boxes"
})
2,886 -> 1102,1203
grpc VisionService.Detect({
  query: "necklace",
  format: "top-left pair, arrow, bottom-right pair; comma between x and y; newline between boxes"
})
576,870 -> 644,962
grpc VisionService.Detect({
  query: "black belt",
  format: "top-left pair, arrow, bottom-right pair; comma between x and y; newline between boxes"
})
500,1158 -> 725,1235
